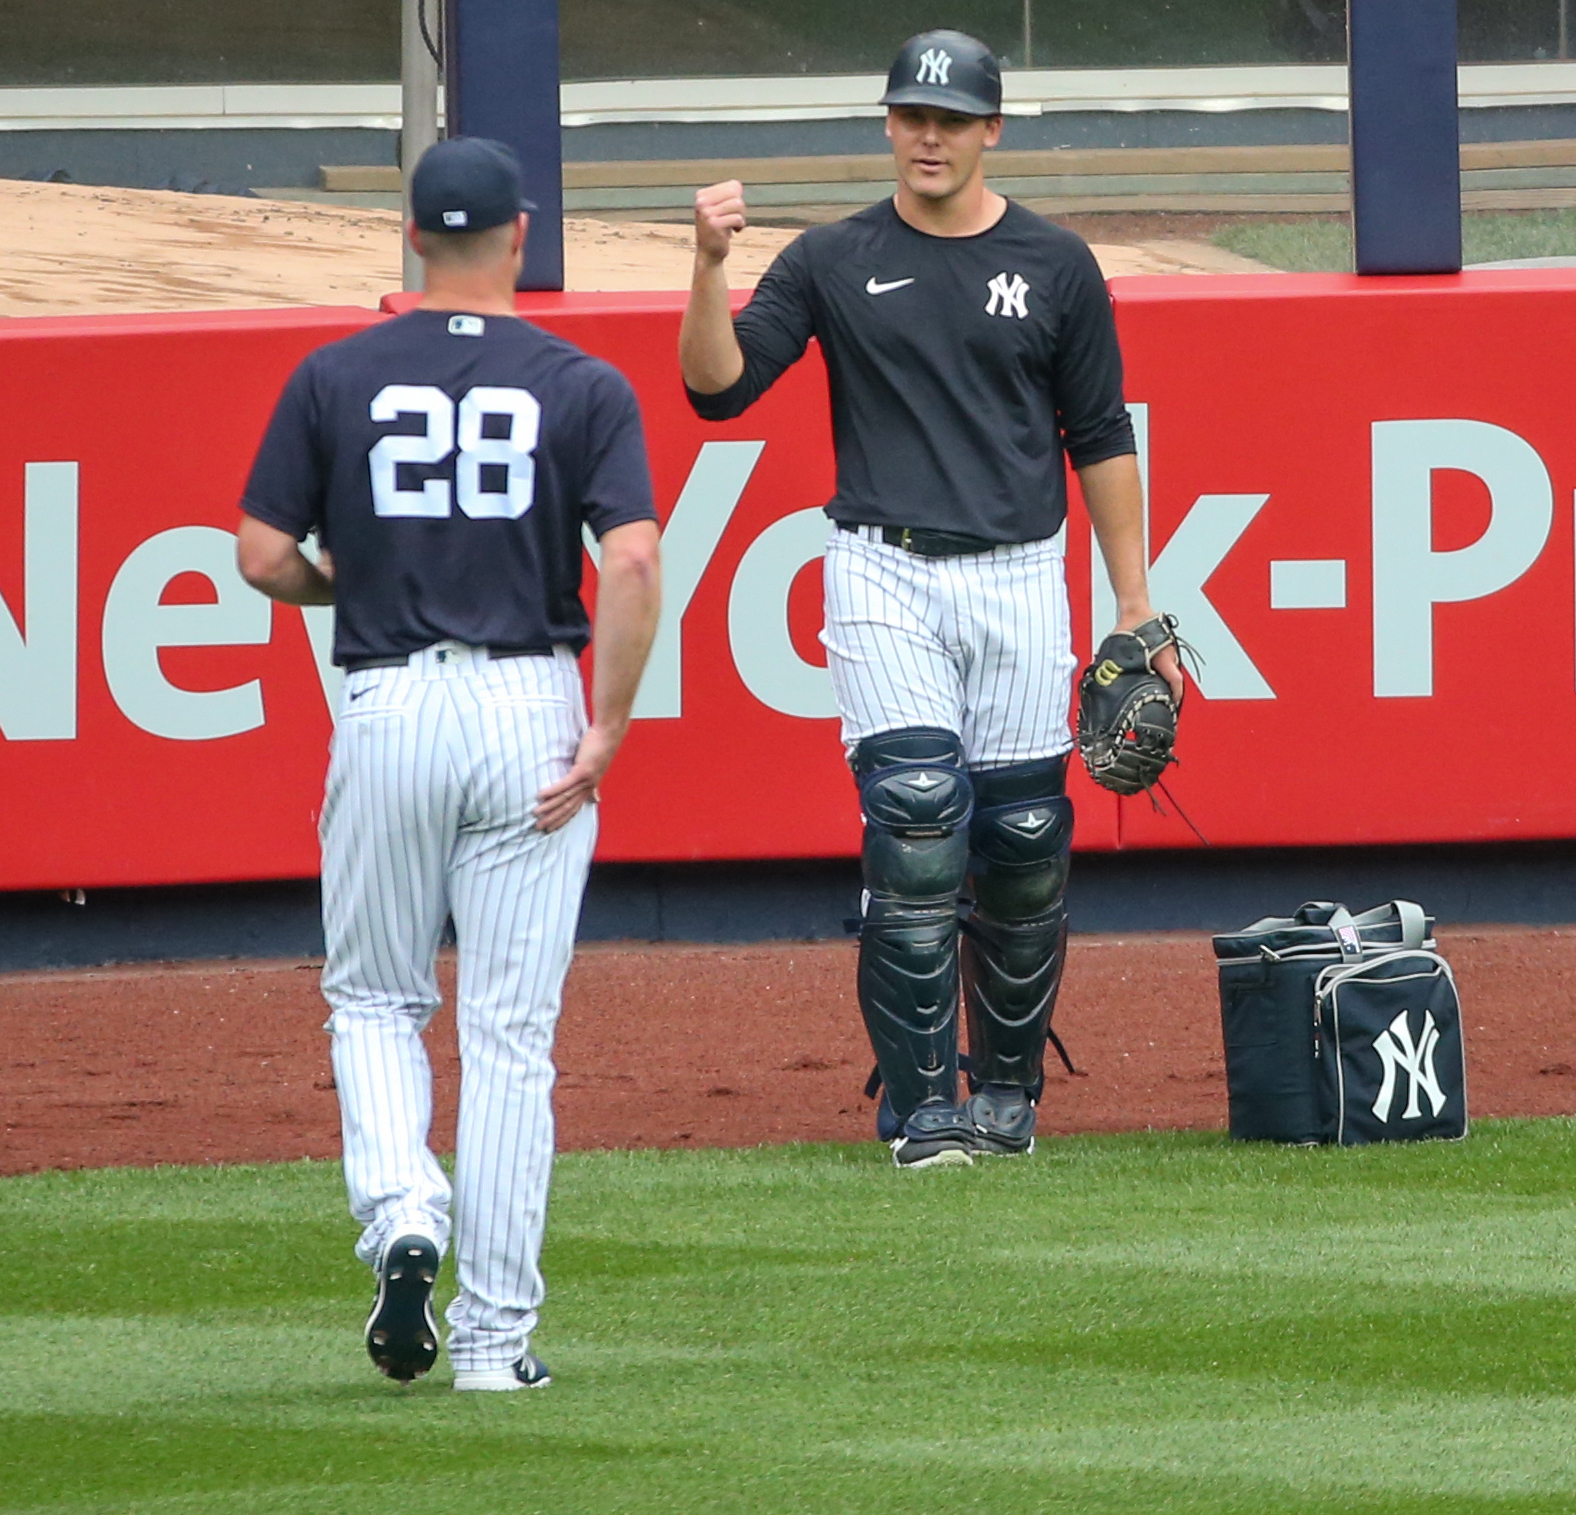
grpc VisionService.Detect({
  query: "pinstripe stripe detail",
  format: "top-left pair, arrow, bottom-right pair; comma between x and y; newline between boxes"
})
821,531 -> 1076,766
320,641 -> 595,1371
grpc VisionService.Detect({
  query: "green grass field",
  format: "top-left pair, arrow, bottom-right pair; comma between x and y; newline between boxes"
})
1215,211 -> 1576,273
5,1122 -> 1576,1513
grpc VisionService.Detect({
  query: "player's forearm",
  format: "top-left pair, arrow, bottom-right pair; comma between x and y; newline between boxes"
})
248,554 -> 334,606
588,525 -> 662,741
236,518 -> 335,605
679,257 -> 745,395
1078,454 -> 1153,626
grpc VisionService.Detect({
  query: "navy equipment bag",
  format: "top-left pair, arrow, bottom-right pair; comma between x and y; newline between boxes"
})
1213,901 -> 1467,1145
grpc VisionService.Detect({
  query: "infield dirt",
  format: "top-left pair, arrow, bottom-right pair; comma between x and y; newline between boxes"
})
0,179 -> 1272,318
3,925 -> 1573,1174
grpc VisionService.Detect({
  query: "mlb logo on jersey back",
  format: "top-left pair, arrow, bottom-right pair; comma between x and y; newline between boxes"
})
916,48 -> 952,85
986,272 -> 1030,319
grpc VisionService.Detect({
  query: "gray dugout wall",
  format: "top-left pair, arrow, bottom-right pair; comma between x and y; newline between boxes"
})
7,0 -> 1576,188
4,0 -> 1576,187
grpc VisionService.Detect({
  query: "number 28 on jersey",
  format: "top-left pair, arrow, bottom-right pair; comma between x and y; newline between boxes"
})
368,384 -> 542,521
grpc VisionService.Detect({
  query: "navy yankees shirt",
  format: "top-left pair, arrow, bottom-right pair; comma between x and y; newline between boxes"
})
687,198 -> 1135,544
242,309 -> 656,664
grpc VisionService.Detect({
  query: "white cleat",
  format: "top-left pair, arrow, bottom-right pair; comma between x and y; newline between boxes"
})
453,1352 -> 552,1391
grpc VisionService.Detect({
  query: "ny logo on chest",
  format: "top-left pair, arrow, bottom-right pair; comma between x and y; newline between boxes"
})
986,272 -> 1030,320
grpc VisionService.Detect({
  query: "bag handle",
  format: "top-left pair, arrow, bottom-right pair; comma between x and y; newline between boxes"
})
1349,899 -> 1429,950
1287,901 -> 1364,960
1293,901 -> 1345,926
1393,900 -> 1427,949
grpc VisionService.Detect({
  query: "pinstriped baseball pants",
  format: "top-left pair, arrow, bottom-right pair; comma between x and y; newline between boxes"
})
319,640 -> 596,1373
821,527 -> 1077,764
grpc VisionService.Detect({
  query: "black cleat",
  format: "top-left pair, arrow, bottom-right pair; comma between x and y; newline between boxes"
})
890,1099 -> 975,1169
966,1083 -> 1037,1156
365,1233 -> 440,1382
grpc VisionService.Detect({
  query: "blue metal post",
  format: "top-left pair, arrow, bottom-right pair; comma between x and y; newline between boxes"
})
444,0 -> 565,291
1349,0 -> 1462,275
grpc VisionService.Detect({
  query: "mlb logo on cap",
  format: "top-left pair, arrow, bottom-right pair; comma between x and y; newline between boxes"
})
411,137 -> 536,234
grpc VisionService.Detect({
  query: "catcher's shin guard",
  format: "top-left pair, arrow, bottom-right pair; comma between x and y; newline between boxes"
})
961,758 -> 1074,1091
853,727 -> 973,1125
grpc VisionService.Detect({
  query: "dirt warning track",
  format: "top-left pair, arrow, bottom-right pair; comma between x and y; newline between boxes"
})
2,926 -> 1571,1174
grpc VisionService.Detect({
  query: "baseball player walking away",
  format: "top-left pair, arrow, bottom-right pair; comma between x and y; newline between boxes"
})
680,30 -> 1181,1169
236,137 -> 661,1386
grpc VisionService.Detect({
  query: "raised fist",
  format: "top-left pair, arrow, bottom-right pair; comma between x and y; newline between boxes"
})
694,179 -> 747,264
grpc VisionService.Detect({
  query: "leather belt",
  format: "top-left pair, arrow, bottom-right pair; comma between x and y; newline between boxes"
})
837,521 -> 1001,557
344,645 -> 545,673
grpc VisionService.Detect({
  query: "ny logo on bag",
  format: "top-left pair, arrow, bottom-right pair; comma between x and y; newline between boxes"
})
986,272 -> 1030,319
1371,1009 -> 1448,1122
916,48 -> 952,85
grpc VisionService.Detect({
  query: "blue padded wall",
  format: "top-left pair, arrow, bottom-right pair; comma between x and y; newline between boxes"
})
1349,0 -> 1463,275
444,0 -> 564,291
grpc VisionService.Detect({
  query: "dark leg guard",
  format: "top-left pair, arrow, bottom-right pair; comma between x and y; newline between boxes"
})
853,728 -> 973,1149
962,911 -> 1070,1089
860,896 -> 965,1116
960,757 -> 1074,1154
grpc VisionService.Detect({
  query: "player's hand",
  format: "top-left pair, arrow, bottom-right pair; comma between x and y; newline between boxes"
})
533,724 -> 623,832
1152,643 -> 1183,704
1115,609 -> 1184,704
314,547 -> 335,585
694,180 -> 746,265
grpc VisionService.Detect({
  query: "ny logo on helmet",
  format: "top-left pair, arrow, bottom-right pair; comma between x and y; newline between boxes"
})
1371,1008 -> 1448,1122
986,272 -> 1030,320
916,48 -> 952,86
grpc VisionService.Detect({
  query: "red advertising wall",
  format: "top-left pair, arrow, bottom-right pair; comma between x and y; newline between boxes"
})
0,307 -> 378,890
1111,270 -> 1576,848
0,273 -> 1572,889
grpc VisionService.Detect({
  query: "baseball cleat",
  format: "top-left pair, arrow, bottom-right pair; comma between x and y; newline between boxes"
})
889,1099 -> 975,1169
452,1352 -> 553,1392
365,1233 -> 441,1382
966,1083 -> 1037,1156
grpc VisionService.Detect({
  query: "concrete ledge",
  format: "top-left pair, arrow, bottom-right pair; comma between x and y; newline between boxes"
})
328,140 -> 1576,194
326,141 -> 1576,218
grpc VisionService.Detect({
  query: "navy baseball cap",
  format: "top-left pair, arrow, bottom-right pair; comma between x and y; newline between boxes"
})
410,137 -> 535,233
880,30 -> 1003,117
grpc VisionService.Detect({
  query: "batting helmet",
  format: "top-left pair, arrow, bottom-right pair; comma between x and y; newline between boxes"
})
880,30 -> 1003,118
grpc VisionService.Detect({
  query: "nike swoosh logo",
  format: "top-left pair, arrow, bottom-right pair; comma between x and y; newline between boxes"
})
865,277 -> 915,295
349,689 -> 372,702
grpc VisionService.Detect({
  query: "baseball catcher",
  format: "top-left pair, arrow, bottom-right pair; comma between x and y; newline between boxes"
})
681,28 -> 1187,1167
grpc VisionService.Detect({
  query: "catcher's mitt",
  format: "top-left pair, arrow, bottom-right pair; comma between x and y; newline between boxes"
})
1076,614 -> 1184,797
